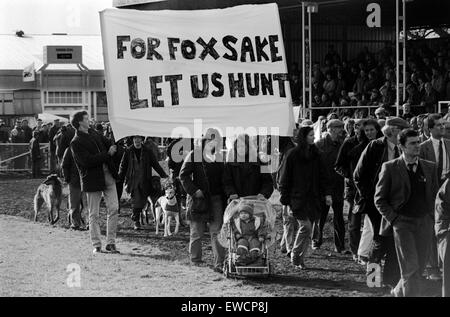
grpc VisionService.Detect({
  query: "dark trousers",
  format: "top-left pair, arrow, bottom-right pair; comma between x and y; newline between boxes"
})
131,208 -> 142,223
392,215 -> 433,297
50,151 -> 57,173
427,233 -> 441,275
116,181 -> 123,213
363,201 -> 400,286
348,204 -> 362,256
382,235 -> 401,287
313,200 -> 345,251
31,159 -> 41,178
68,184 -> 84,228
438,233 -> 450,297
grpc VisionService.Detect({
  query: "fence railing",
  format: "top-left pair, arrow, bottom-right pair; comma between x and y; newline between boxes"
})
0,143 -> 50,172
303,102 -> 448,119
438,101 -> 450,114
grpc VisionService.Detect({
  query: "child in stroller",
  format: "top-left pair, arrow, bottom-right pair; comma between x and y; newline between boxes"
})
219,196 -> 276,278
232,204 -> 267,266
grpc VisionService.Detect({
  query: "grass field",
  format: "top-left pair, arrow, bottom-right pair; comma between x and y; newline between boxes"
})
0,175 -> 441,296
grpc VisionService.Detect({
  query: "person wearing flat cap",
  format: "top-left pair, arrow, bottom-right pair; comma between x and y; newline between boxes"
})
300,119 -> 314,127
353,116 -> 410,288
313,118 -> 348,253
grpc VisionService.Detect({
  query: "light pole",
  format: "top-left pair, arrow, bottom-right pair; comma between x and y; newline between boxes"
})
396,0 -> 411,116
301,2 -> 318,119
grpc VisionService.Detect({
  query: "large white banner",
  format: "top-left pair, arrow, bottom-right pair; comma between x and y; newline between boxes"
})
100,4 -> 295,140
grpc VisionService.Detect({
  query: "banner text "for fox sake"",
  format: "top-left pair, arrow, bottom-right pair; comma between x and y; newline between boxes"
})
116,35 -> 289,108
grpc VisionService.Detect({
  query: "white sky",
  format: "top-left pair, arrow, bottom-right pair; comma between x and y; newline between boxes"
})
0,0 -> 113,35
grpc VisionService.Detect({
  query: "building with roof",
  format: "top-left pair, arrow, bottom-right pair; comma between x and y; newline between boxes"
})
0,34 -> 108,126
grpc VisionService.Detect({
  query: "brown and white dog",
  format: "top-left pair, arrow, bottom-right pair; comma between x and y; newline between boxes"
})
33,174 -> 65,225
154,186 -> 180,236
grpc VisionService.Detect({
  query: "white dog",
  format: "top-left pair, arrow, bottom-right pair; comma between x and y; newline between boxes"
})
154,187 -> 180,236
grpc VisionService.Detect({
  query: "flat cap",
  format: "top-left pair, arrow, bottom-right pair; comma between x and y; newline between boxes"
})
301,119 -> 314,126
375,107 -> 386,115
386,117 -> 410,129
327,119 -> 344,129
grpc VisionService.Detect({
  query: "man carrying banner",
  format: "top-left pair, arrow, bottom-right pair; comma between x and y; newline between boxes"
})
70,111 -> 120,254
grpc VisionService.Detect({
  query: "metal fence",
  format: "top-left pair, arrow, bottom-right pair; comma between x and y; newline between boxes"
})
438,101 -> 450,114
0,144 -> 169,173
0,143 -> 50,172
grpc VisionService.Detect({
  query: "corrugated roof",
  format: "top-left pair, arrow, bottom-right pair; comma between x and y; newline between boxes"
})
0,35 -> 104,70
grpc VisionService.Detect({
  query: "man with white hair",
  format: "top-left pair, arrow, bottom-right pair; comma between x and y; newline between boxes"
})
313,119 -> 347,253
401,103 -> 414,122
0,119 -> 9,143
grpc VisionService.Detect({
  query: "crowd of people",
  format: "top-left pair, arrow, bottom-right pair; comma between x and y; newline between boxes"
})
1,39 -> 449,297
278,112 -> 450,297
289,40 -> 450,120
4,106 -> 445,297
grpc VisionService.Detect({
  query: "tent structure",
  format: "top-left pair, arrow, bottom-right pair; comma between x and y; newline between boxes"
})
37,113 -> 69,124
115,0 -> 450,29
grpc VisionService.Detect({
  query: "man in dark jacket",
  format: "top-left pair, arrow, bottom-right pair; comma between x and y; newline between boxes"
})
57,124 -> 76,163
112,138 -> 126,214
354,117 -> 409,287
375,129 -> 438,296
435,178 -> 450,297
70,111 -> 119,254
0,119 -> 9,143
48,119 -> 60,173
419,113 -> 449,281
119,135 -> 168,230
180,128 -> 226,271
335,119 -> 366,259
313,119 -> 347,253
33,119 -> 50,143
21,120 -> 33,143
29,131 -> 42,178
62,147 -> 86,230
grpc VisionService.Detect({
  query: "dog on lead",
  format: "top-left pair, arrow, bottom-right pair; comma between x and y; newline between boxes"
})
33,174 -> 64,225
154,186 -> 180,236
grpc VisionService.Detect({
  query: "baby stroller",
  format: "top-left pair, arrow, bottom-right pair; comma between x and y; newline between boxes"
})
218,196 -> 277,278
